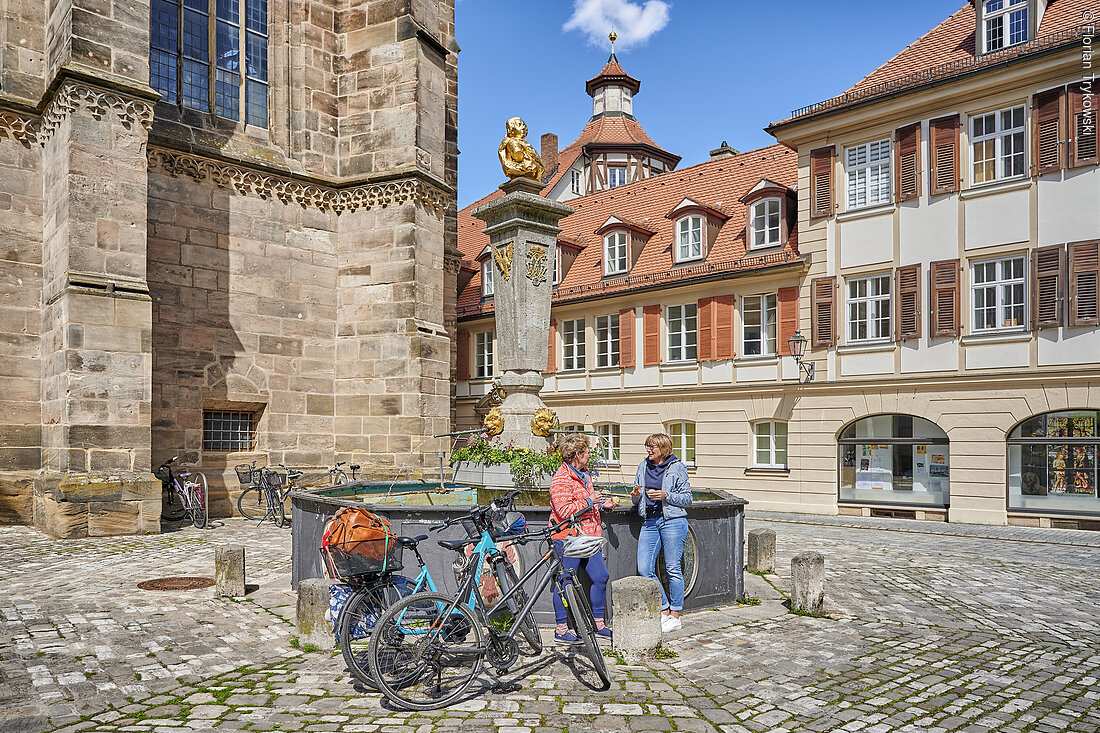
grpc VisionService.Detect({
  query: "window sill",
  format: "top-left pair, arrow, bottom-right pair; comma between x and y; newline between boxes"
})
660,361 -> 698,372
602,271 -> 629,280
557,368 -> 587,376
590,366 -> 621,374
745,243 -> 785,256
838,341 -> 895,354
735,355 -> 778,365
673,255 -> 706,267
960,330 -> 1031,345
746,467 -> 789,475
838,202 -> 896,222
960,177 -> 1031,200
470,376 -> 495,383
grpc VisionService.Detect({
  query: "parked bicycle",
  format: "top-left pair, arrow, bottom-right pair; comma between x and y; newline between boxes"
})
156,456 -> 208,529
366,491 -> 610,710
235,462 -> 302,527
329,461 -> 361,485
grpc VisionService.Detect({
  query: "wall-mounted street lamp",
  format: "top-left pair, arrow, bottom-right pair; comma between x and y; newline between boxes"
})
786,330 -> 815,383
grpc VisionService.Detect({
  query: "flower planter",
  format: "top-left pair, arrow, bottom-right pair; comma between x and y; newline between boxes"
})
451,461 -> 551,489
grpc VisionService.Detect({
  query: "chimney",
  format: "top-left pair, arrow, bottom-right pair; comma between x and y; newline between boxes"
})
709,141 -> 739,160
541,133 -> 559,179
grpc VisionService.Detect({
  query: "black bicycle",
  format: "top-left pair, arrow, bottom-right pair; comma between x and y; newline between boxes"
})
235,463 -> 302,527
156,456 -> 208,529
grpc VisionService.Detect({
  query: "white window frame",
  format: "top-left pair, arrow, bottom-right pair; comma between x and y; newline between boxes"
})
743,293 -> 778,357
970,105 -> 1026,185
983,0 -> 1028,53
595,423 -> 621,465
667,304 -> 698,362
754,421 -> 788,469
676,215 -> 704,262
595,314 -> 620,368
846,139 -> 892,210
847,274 -> 892,343
553,248 -> 561,286
668,422 -> 696,468
571,169 -> 582,195
608,166 -> 627,188
481,259 -> 493,297
562,318 -> 586,371
971,255 -> 1027,333
604,231 -> 628,276
475,331 -> 494,378
560,422 -> 585,434
750,199 -> 782,249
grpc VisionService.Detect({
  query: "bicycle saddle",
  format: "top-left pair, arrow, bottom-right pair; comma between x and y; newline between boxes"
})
397,534 -> 427,547
437,537 -> 477,551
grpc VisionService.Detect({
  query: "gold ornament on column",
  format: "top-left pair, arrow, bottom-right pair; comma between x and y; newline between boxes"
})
531,407 -> 559,438
497,117 -> 545,181
483,407 -> 504,437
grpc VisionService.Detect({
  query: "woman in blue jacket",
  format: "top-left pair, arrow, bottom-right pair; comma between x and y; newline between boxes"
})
631,432 -> 692,632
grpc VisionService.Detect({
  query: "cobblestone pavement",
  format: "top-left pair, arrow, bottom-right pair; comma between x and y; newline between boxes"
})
1,514 -> 1098,733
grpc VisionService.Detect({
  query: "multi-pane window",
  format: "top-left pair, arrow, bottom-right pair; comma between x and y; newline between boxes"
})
972,256 -> 1026,331
848,275 -> 892,342
604,231 -> 628,276
667,304 -> 698,362
754,422 -> 788,469
984,0 -> 1028,53
596,314 -> 620,368
743,294 -> 778,356
595,424 -> 621,465
560,423 -> 585,433
972,106 -> 1026,184
608,166 -> 627,188
751,199 -> 781,248
563,319 -> 586,371
571,169 -> 582,195
846,140 -> 891,209
676,216 -> 703,262
668,422 -> 696,467
203,409 -> 256,451
475,331 -> 494,378
482,260 -> 494,297
151,0 -> 269,127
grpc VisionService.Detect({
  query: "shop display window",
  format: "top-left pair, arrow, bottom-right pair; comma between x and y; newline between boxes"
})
838,414 -> 950,508
1008,410 -> 1099,514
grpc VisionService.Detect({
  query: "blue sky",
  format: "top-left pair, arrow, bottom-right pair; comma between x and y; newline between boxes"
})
455,0 -> 967,207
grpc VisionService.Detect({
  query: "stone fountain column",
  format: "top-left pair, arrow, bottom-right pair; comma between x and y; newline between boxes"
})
471,178 -> 573,451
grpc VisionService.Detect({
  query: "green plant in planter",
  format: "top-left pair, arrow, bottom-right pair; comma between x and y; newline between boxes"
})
451,433 -> 562,487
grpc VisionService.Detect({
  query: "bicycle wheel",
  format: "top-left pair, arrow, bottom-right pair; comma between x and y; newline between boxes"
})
187,474 -> 208,529
237,486 -> 269,521
493,560 -> 542,656
368,591 -> 483,711
338,583 -> 401,689
564,581 -> 611,690
272,488 -> 287,528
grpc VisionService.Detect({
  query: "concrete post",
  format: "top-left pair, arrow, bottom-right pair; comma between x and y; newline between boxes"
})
214,545 -> 246,598
610,576 -> 662,662
747,528 -> 776,573
791,551 -> 825,614
296,578 -> 335,650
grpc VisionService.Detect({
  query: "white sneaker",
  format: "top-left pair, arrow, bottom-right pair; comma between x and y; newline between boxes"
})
661,615 -> 682,633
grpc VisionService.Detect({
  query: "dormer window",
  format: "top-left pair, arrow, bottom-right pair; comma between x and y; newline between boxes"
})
571,169 -> 582,195
553,247 -> 561,285
608,166 -> 627,188
482,259 -> 494,297
604,231 -> 628,275
750,200 -> 781,249
676,215 -> 703,262
984,0 -> 1028,53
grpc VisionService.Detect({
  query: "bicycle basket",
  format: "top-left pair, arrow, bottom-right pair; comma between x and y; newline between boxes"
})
234,464 -> 256,485
263,468 -> 287,489
320,507 -> 401,580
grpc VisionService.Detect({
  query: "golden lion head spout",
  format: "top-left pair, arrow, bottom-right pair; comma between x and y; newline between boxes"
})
498,117 -> 545,182
482,407 -> 504,437
530,407 -> 559,438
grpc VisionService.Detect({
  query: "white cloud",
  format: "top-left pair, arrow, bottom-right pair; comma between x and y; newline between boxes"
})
563,0 -> 671,51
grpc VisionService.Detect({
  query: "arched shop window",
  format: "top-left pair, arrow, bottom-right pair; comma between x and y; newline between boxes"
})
1008,410 -> 1099,515
838,414 -> 950,508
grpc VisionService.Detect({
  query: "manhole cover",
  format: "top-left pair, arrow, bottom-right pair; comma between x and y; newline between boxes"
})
137,576 -> 215,591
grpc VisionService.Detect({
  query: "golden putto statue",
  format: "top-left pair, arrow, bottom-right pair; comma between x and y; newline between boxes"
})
498,117 -> 545,181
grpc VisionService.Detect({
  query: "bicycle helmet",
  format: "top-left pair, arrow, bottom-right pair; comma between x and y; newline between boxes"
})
562,534 -> 606,558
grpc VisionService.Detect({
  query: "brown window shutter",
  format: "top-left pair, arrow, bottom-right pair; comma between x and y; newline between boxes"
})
1032,245 -> 1065,329
643,305 -> 661,365
1033,88 -> 1064,174
456,331 -> 470,381
1069,83 -> 1099,168
811,277 -> 836,347
697,297 -> 715,361
713,294 -> 736,359
545,319 -> 557,374
809,146 -> 835,218
929,259 -> 961,338
1068,241 -> 1100,327
777,286 -> 799,355
895,123 -> 921,202
929,115 -> 960,195
895,265 -> 921,341
618,307 -> 635,368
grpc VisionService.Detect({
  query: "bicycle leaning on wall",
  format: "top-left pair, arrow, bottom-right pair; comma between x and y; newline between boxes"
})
156,456 -> 208,529
235,463 -> 302,528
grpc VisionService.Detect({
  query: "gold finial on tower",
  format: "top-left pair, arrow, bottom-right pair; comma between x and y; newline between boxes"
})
609,29 -> 617,52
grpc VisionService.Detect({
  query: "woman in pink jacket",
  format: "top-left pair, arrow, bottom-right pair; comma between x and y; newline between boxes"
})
548,433 -> 615,643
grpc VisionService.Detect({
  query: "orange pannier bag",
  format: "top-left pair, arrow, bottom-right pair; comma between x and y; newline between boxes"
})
320,507 -> 401,579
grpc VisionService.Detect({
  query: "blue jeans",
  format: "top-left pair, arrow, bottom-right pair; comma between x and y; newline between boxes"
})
551,540 -> 609,625
637,515 -> 688,612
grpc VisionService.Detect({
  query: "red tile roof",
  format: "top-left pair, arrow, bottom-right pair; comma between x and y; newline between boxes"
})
586,53 -> 641,95
457,144 -> 801,319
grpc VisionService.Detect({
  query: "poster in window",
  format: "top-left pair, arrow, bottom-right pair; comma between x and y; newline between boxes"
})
1069,471 -> 1094,495
926,449 -> 949,491
913,444 -> 929,491
856,444 -> 893,491
1047,417 -> 1070,438
1071,416 -> 1096,438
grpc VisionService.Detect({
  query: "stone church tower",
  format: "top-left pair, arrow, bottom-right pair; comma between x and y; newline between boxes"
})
0,0 -> 459,536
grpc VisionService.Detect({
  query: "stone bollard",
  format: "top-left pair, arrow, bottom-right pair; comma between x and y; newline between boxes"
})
747,528 -> 776,573
296,578 -> 335,650
214,545 -> 246,598
611,576 -> 662,662
791,551 -> 825,614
